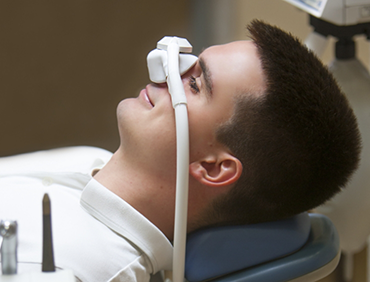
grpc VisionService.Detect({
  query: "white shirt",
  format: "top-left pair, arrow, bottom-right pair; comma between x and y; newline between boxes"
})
0,146 -> 173,282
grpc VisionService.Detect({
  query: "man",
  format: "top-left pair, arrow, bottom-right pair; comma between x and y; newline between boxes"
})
0,20 -> 361,281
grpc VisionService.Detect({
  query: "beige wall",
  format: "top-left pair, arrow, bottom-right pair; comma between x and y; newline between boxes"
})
0,0 -> 190,156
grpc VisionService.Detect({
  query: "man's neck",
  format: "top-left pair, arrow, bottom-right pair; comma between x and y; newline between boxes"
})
93,148 -> 176,240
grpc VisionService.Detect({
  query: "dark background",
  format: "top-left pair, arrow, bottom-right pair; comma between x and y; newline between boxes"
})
0,0 -> 191,156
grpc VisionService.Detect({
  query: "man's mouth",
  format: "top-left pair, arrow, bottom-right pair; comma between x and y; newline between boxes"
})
140,86 -> 154,107
144,91 -> 154,107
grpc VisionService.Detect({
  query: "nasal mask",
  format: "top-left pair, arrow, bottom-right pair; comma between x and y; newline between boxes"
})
146,37 -> 197,282
147,37 -> 198,106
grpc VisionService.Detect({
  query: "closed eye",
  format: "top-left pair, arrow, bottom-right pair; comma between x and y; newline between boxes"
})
190,76 -> 200,93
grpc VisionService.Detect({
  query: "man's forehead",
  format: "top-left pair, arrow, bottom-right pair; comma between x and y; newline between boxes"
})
197,40 -> 257,69
197,40 -> 264,99
197,40 -> 256,69
199,40 -> 253,52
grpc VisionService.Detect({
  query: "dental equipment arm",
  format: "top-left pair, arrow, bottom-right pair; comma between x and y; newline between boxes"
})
147,36 -> 197,282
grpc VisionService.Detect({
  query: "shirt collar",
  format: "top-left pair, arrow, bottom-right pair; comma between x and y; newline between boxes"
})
80,178 -> 173,273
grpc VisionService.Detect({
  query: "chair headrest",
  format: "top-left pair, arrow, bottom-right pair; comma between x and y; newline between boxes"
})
185,212 -> 311,282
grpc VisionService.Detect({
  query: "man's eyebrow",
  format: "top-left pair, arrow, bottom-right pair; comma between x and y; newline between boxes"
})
199,57 -> 213,95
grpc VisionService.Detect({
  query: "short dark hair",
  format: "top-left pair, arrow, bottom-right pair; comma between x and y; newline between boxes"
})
208,20 -> 361,225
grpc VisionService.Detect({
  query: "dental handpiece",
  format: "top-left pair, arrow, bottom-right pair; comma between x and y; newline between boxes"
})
0,220 -> 18,275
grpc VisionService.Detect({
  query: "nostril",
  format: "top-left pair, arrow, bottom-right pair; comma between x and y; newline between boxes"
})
153,82 -> 168,88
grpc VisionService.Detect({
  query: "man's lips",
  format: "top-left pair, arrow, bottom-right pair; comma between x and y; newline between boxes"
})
140,87 -> 154,107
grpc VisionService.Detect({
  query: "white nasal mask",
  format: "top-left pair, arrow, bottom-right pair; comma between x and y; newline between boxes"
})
146,37 -> 198,84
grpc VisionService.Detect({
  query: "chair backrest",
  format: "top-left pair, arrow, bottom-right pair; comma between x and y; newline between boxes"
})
185,213 -> 311,282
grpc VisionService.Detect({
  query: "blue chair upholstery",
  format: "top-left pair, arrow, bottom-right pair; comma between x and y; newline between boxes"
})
185,213 -> 339,282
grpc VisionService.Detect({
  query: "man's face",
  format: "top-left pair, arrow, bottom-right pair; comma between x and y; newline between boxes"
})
116,40 -> 265,180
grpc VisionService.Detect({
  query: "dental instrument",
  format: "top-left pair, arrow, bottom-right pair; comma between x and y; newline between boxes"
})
0,220 -> 18,275
0,197 -> 75,282
42,194 -> 55,272
147,36 -> 197,282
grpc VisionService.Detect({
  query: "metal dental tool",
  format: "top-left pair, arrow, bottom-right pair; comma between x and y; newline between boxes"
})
147,37 -> 197,282
0,195 -> 75,282
42,193 -> 55,272
0,220 -> 18,275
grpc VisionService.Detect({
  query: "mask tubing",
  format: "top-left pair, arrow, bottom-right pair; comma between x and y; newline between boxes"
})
167,40 -> 187,107
167,38 -> 189,282
172,105 -> 189,282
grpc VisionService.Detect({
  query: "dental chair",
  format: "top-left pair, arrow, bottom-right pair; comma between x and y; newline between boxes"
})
185,213 -> 340,282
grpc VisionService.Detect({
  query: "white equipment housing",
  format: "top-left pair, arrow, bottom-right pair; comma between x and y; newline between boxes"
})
284,0 -> 370,25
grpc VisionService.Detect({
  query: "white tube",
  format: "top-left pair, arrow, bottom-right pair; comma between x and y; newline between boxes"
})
172,105 -> 189,282
167,40 -> 188,107
166,38 -> 190,282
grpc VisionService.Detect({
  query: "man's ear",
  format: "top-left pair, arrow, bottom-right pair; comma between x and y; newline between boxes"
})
189,153 -> 242,187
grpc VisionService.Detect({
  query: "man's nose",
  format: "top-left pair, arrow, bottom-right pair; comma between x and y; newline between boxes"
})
154,82 -> 167,88
149,79 -> 168,93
